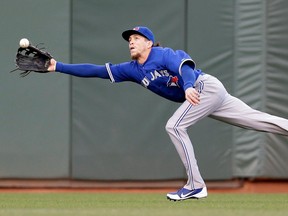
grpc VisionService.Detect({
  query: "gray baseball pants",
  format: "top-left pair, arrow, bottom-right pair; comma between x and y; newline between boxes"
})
165,74 -> 288,190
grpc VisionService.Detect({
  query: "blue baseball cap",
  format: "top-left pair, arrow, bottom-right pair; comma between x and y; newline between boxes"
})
122,26 -> 155,43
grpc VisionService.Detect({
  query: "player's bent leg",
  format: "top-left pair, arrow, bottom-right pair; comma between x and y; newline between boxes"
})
165,74 -> 228,197
165,103 -> 206,190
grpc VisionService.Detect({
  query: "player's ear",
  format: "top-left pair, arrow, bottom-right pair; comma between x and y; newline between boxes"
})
147,40 -> 153,48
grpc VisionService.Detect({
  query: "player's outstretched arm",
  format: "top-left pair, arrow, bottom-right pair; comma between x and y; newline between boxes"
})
48,60 -> 110,79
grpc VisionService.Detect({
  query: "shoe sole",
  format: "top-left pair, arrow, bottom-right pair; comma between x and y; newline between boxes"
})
167,195 -> 207,201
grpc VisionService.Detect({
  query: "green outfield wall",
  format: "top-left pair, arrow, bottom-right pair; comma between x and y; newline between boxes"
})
0,0 -> 287,181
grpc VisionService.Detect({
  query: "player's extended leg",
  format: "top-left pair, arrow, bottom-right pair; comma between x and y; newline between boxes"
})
165,74 -> 227,200
210,95 -> 288,136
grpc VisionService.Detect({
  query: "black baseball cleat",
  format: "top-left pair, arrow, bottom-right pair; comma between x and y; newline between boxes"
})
167,187 -> 207,201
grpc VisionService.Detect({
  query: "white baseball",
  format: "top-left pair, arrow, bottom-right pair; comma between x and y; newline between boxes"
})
19,38 -> 30,48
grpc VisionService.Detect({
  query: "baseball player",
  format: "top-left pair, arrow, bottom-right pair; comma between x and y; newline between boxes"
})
48,26 -> 288,201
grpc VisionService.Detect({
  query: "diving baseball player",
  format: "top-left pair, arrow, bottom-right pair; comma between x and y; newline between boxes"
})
48,26 -> 288,201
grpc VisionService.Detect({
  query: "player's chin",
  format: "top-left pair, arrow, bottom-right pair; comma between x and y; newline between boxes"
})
130,53 -> 140,60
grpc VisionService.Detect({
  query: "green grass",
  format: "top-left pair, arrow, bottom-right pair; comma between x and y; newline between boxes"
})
0,192 -> 287,216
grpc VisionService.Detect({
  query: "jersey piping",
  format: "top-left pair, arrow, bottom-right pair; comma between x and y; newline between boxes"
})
178,59 -> 196,75
105,63 -> 115,83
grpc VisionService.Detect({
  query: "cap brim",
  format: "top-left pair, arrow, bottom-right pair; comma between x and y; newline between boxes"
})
122,30 -> 148,42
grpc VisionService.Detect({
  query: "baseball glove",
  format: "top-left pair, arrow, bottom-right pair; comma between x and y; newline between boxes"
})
11,44 -> 53,77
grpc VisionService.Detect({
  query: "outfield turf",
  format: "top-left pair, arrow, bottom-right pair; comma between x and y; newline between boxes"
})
0,192 -> 287,216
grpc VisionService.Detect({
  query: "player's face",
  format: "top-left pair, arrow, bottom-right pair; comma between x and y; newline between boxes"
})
128,34 -> 152,62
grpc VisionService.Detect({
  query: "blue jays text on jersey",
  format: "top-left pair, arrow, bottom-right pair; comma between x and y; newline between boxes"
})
140,69 -> 180,88
56,46 -> 204,103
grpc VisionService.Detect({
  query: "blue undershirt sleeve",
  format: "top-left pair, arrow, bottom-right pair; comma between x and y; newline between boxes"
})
181,64 -> 196,91
55,62 -> 110,79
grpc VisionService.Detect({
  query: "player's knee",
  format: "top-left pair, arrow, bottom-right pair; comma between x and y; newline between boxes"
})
166,118 -> 187,134
165,120 -> 173,134
165,118 -> 179,134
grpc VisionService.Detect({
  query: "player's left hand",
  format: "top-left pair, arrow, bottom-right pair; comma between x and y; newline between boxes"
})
48,59 -> 57,72
185,87 -> 200,105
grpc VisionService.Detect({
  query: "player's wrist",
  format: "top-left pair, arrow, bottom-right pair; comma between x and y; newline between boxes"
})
184,83 -> 193,91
